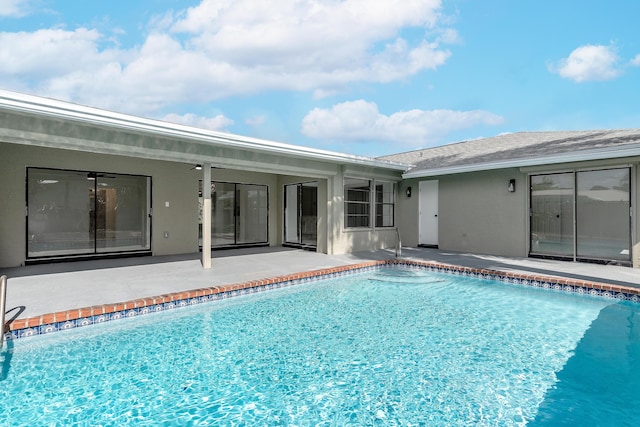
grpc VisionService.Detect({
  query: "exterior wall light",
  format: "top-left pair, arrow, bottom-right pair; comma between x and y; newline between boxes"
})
194,164 -> 202,170
508,179 -> 516,193
406,186 -> 412,198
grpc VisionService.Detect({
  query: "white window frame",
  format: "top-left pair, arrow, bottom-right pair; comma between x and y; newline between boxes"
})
344,177 -> 396,229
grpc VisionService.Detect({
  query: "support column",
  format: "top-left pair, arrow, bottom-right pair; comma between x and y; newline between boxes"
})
327,168 -> 344,255
202,163 -> 212,269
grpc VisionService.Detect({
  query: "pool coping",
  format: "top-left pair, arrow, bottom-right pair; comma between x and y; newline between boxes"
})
4,259 -> 640,340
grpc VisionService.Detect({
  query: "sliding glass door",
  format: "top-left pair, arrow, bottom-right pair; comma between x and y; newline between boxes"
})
530,168 -> 631,263
576,168 -> 630,260
284,182 -> 318,248
27,168 -> 151,259
530,173 -> 574,257
200,181 -> 269,248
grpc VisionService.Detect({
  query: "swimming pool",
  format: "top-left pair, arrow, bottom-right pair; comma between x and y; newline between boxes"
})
1,266 -> 639,425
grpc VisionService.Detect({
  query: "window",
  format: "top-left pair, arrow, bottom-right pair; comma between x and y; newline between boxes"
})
375,182 -> 395,227
344,178 -> 396,228
344,177 -> 371,228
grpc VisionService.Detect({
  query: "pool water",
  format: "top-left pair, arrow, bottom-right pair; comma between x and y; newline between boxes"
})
1,267 -> 639,425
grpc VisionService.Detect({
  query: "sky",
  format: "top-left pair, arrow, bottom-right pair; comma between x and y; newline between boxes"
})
1,0 -> 639,157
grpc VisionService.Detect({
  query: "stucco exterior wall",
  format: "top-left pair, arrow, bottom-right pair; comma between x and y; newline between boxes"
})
395,179 -> 420,247
327,165 -> 403,255
1,142 -> 31,268
397,168 -> 528,257
438,169 -> 528,256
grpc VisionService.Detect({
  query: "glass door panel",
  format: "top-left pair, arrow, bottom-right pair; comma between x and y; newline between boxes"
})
530,173 -> 574,257
576,168 -> 630,261
300,184 -> 317,246
235,184 -> 268,245
211,182 -> 236,246
284,184 -> 300,244
202,181 -> 269,247
96,175 -> 151,252
27,169 -> 94,257
284,182 -> 317,247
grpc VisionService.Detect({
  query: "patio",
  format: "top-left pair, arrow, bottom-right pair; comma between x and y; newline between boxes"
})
2,246 -> 639,326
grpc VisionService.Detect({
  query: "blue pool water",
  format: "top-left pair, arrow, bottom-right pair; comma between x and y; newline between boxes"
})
1,267 -> 639,425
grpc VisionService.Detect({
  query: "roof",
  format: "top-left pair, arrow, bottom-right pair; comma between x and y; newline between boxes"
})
379,130 -> 640,178
0,89 -> 409,174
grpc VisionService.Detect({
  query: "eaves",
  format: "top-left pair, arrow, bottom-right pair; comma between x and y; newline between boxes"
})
402,143 -> 640,179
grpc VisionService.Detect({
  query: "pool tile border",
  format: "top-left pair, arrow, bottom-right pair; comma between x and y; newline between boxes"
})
4,259 -> 639,340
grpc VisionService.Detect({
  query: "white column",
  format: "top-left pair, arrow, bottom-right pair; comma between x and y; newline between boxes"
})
202,163 -> 212,269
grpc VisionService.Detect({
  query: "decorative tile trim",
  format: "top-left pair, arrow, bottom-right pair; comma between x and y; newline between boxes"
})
384,259 -> 640,302
4,259 -> 638,341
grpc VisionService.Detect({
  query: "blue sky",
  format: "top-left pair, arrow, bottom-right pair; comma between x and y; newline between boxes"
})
1,0 -> 639,156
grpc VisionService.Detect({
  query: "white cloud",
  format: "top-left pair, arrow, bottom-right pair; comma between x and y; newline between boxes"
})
162,112 -> 234,131
0,28 -> 110,76
0,0 -> 454,116
245,115 -> 266,126
168,0 -> 450,88
435,28 -> 462,45
550,44 -> 621,82
630,54 -> 640,67
0,28 -> 131,108
301,100 -> 504,146
0,0 -> 30,17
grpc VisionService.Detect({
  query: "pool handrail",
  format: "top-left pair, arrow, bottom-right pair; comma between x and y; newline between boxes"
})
0,275 -> 6,346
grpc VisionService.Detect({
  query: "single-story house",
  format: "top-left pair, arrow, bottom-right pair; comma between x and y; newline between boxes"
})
382,129 -> 640,267
1,89 -> 639,268
0,90 -> 407,268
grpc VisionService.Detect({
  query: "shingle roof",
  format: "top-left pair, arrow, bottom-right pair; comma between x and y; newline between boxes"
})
379,129 -> 640,177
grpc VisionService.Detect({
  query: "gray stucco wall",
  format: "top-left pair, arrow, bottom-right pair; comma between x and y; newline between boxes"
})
397,168 -> 528,257
328,165 -> 403,255
438,168 -> 528,256
396,180 -> 420,247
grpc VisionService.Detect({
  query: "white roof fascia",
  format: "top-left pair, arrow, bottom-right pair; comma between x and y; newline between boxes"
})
402,143 -> 640,179
0,89 -> 409,172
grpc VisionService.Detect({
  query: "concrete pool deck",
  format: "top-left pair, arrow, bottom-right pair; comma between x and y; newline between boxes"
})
2,246 -> 640,335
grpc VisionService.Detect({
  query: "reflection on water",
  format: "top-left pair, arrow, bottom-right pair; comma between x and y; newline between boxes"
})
0,339 -> 14,381
530,302 -> 640,425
